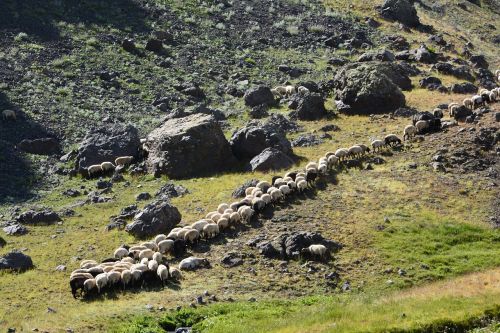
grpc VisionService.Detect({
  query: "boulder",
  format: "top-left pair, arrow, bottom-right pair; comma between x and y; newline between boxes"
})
125,200 -> 181,238
17,209 -> 61,225
413,44 -> 437,63
293,93 -> 327,120
122,39 -> 136,52
18,137 -> 60,155
155,182 -> 189,199
378,0 -> 420,27
230,123 -> 292,160
3,223 -> 28,236
358,49 -> 395,62
432,63 -> 474,81
469,55 -> 488,69
265,114 -> 302,133
232,179 -> 259,198
412,112 -> 441,132
243,86 -> 275,107
450,82 -> 478,94
75,123 -> 140,172
0,251 -> 34,271
476,68 -> 497,90
333,63 -> 406,114
146,114 -> 235,178
419,77 -> 442,89
394,107 -> 419,117
453,106 -> 473,120
248,148 -> 294,172
136,192 -> 152,201
145,38 -> 163,52
291,134 -> 324,147
249,104 -> 269,119
297,81 -> 320,93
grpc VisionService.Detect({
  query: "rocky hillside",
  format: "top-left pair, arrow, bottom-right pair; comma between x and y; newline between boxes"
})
0,0 -> 499,332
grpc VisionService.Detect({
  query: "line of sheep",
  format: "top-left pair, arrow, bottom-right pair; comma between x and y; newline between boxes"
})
271,84 -> 309,98
85,156 -> 134,177
69,133 -> 406,298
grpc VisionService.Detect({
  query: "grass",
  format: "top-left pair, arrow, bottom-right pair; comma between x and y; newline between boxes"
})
112,268 -> 500,333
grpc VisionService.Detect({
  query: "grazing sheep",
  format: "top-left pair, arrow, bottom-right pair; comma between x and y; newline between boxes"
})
121,257 -> 135,265
107,271 -> 121,288
70,272 -> 94,298
256,181 -> 271,193
449,104 -> 459,117
121,270 -> 132,289
271,88 -> 281,98
114,247 -> 129,259
179,257 -> 210,271
285,85 -> 296,96
80,260 -> 98,269
463,98 -> 473,110
371,139 -> 384,152
305,168 -> 317,184
153,252 -> 162,263
131,263 -> 148,272
95,273 -> 108,293
238,205 -> 254,223
448,102 -> 460,115
301,244 -> 328,261
489,91 -> 496,102
327,155 -> 339,169
203,223 -> 219,239
318,163 -> 328,174
334,148 -> 349,161
274,86 -> 287,96
2,110 -> 16,121
158,239 -> 174,254
298,86 -> 309,95
217,217 -> 230,230
251,197 -> 266,212
154,234 -> 167,244
285,171 -> 297,180
83,278 -> 97,295
177,227 -> 192,240
229,211 -> 241,224
148,259 -> 159,273
141,241 -> 159,252
100,162 -> 115,172
115,156 -> 133,166
245,187 -> 256,196
157,264 -> 169,286
87,164 -> 102,177
433,108 -> 444,119
217,203 -> 229,214
384,134 -> 402,146
139,249 -> 154,260
471,95 -> 483,109
348,145 -> 363,159
169,267 -> 182,280
191,219 -> 209,232
403,125 -> 417,140
415,120 -> 429,133
131,269 -> 142,287
184,229 -> 200,244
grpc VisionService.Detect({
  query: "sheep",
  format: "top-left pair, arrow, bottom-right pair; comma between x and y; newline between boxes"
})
256,180 -> 271,193
335,148 -> 349,161
384,134 -> 402,146
210,213 -> 222,223
287,180 -> 297,191
140,258 -> 149,266
115,156 -> 133,166
83,278 -> 97,295
121,257 -> 135,265
327,155 -> 339,169
433,108 -> 444,119
284,171 -> 297,180
347,145 -> 363,159
298,86 -> 309,95
229,211 -> 241,224
300,244 -> 328,261
131,269 -> 143,287
158,239 -> 174,254
157,264 -> 169,286
2,110 -> 16,121
489,91 -> 496,102
463,98 -> 473,110
184,229 -> 200,244
305,168 -> 317,184
114,247 -> 129,259
177,227 -> 192,240
191,219 -> 209,232
139,249 -> 154,260
153,251 -> 163,263
297,179 -> 308,192
279,184 -> 291,196
285,85 -> 296,96
169,267 -> 182,280
141,241 -> 158,252
203,223 -> 219,239
448,102 -> 460,115
148,259 -> 159,273
131,263 -> 148,272
95,273 -> 108,293
471,95 -> 483,109
238,205 -> 254,223
70,272 -> 94,298
268,188 -> 283,202
415,120 -> 429,133
88,266 -> 105,276
154,234 -> 167,244
403,125 -> 417,141
107,271 -> 122,288
271,88 -> 281,98
100,162 -> 115,172
121,270 -> 132,289
260,193 -> 272,206
371,139 -> 385,152
179,257 -> 210,271
87,164 -> 102,177
217,203 -> 229,214
245,187 -> 256,196
274,86 -> 287,96
80,260 -> 98,269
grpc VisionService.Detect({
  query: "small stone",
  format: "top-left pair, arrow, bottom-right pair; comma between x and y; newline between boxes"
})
341,281 -> 351,291
145,304 -> 154,311
398,268 -> 407,276
135,192 -> 152,201
248,297 -> 256,302
196,296 -> 203,304
55,265 -> 66,272
203,290 -> 210,296
387,279 -> 394,284
47,307 -> 56,313
384,217 -> 390,223
209,295 -> 217,302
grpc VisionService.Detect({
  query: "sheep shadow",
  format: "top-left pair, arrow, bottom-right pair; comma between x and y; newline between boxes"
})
0,0 -> 150,41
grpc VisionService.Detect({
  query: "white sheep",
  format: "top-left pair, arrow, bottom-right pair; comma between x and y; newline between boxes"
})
203,223 -> 219,238
179,257 -> 210,271
285,85 -> 296,96
80,260 -> 98,269
318,163 -> 328,174
449,104 -> 459,117
301,244 -> 328,260
463,98 -> 473,109
448,102 -> 459,115
271,88 -> 280,98
471,95 -> 483,109
154,234 -> 167,244
279,184 -> 291,196
121,257 -> 135,264
2,110 -> 16,121
334,148 -> 349,161
298,86 -> 309,95
217,217 -> 230,230
169,267 -> 182,280
113,247 -> 129,259
95,273 -> 108,293
274,86 -> 287,96
83,278 -> 96,294
297,179 -> 308,192
115,156 -> 133,166
327,155 -> 339,169
100,162 -> 115,172
371,139 -> 384,152
139,249 -> 154,260
121,270 -> 132,289
217,203 -> 229,213
157,264 -> 169,285
256,181 -> 271,192
177,227 -> 192,239
141,241 -> 159,252
153,251 -> 162,263
489,91 -> 496,102
158,239 -> 174,254
229,211 -> 241,224
184,229 -> 200,243
87,164 -> 102,177
148,259 -> 159,272
245,187 -> 256,196
403,125 -> 417,141
238,205 -> 254,223
191,219 -> 209,232
347,145 -> 363,158
415,120 -> 429,133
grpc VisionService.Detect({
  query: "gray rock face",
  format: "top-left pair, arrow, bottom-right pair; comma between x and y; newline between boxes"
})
17,209 -> 61,225
414,44 -> 437,63
358,49 -> 395,62
18,137 -> 60,155
291,134 -> 323,147
243,86 -> 275,107
125,200 -> 181,238
333,63 -> 406,114
146,114 -> 235,178
230,123 -> 292,160
3,223 -> 28,235
0,251 -> 34,271
248,148 -> 294,172
378,0 -> 420,27
232,179 -> 259,198
469,54 -> 488,69
75,123 -> 140,172
453,106 -> 473,120
293,93 -> 327,120
432,62 -> 474,81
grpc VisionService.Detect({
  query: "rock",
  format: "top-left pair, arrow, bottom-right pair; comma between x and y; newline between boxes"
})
155,182 -> 189,199
395,50 -> 411,61
413,44 -> 436,63
230,123 -> 292,160
453,106 -> 473,121
342,281 -> 351,291
476,68 -> 497,90
365,17 -> 381,28
320,124 -> 340,132
0,251 -> 34,271
297,81 -> 319,93
125,200 -> 181,238
249,104 -> 269,119
75,123 -> 140,172
136,192 -> 151,201
145,38 -> 163,52
441,120 -> 457,129
333,63 -> 406,114
419,77 -> 442,89
291,134 -> 323,147
17,209 -> 61,225
257,241 -> 281,258
221,253 -> 244,268
232,179 -> 259,198
327,57 -> 348,66
96,180 -> 112,190
182,85 -> 205,99
431,162 -> 445,172
428,34 -> 446,46
3,223 -> 28,235
18,137 -> 60,155
175,328 -> 192,333
146,114 -> 235,178
243,86 -> 275,107
196,296 -> 203,304
495,112 -> 500,122
378,0 -> 420,27
265,114 -> 302,133
55,265 -> 66,272
450,82 -> 478,94
469,54 -> 488,69
432,62 -> 474,81
292,93 -> 327,120
122,39 -> 136,52
248,148 -> 295,172
62,189 -> 81,197
412,112 -> 441,132
119,204 -> 139,219
393,107 -> 419,117
358,49 -> 395,62
189,104 -> 226,121
0,237 -> 5,247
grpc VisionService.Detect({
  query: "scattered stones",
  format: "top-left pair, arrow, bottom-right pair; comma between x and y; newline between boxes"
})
125,200 -> 181,238
55,265 -> 66,272
62,189 -> 81,197
413,44 -> 437,64
249,104 -> 269,119
3,222 -> 28,236
431,162 -> 445,172
419,77 -> 442,90
96,180 -> 112,190
358,49 -> 395,62
319,124 -> 340,132
0,251 -> 34,271
469,54 -> 488,69
136,192 -> 151,201
291,134 -> 323,147
248,148 -> 295,172
17,209 -> 61,225
155,182 -> 189,199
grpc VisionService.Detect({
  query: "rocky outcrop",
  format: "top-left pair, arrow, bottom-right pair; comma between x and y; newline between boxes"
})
18,137 -> 60,155
450,82 -> 478,94
230,123 -> 292,160
292,93 -> 328,120
248,148 -> 295,172
146,114 -> 235,178
0,251 -> 34,271
125,200 -> 181,238
243,86 -> 276,107
377,0 -> 420,27
17,209 -> 61,225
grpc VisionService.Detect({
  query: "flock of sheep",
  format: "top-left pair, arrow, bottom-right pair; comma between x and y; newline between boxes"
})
271,84 -> 310,98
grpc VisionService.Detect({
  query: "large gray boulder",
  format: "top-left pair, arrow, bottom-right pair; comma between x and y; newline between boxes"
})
244,86 -> 275,107
333,63 -> 406,114
378,0 -> 420,27
125,200 -> 181,238
75,123 -> 140,172
248,148 -> 295,172
17,209 -> 61,225
293,93 -> 328,120
0,251 -> 34,271
18,137 -> 60,155
146,113 -> 235,178
230,123 -> 293,160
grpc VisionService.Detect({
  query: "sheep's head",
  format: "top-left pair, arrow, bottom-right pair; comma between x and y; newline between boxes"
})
201,259 -> 211,268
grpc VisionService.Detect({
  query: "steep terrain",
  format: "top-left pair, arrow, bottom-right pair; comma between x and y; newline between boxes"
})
0,0 -> 499,332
